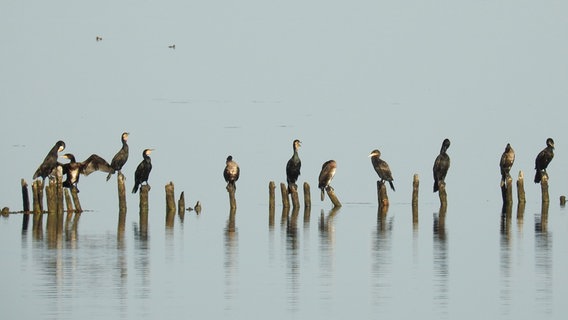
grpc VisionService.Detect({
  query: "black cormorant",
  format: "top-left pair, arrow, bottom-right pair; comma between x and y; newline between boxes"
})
368,149 -> 395,191
224,155 -> 240,190
106,132 -> 129,181
132,149 -> 153,193
433,138 -> 451,192
61,153 -> 113,192
33,140 -> 66,180
286,139 -> 302,192
318,160 -> 337,201
499,143 -> 515,187
534,138 -> 554,183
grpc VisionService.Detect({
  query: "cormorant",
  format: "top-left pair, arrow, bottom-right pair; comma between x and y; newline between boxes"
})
106,132 -> 129,181
286,139 -> 302,193
318,160 -> 337,201
132,149 -> 153,193
368,149 -> 395,191
534,138 -> 555,183
61,153 -> 113,192
224,155 -> 240,191
33,140 -> 66,180
433,138 -> 451,192
499,143 -> 515,187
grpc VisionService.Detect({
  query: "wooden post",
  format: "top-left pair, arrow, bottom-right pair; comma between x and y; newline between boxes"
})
178,191 -> 186,222
560,196 -> 566,206
64,189 -> 73,212
412,174 -> 419,228
326,186 -> 342,208
139,185 -> 150,236
117,172 -> 127,234
165,182 -> 176,228
377,181 -> 388,210
541,174 -> 549,204
21,179 -> 30,231
438,182 -> 448,212
290,188 -> 300,209
303,182 -> 311,209
194,201 -> 202,214
56,166 -> 64,234
45,179 -> 57,233
226,207 -> 237,233
269,181 -> 276,210
516,171 -> 526,204
280,183 -> 290,209
71,188 -> 83,213
501,176 -> 513,214
227,184 -> 237,210
32,180 -> 42,231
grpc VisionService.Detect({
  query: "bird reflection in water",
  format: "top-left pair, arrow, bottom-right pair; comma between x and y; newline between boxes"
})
224,207 -> 238,311
433,206 -> 448,317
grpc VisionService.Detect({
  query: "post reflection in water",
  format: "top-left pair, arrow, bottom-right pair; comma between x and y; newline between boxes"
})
371,205 -> 392,308
133,222 -> 151,306
286,206 -> 300,312
433,207 -> 448,318
499,204 -> 513,315
224,207 -> 238,312
534,200 -> 552,316
319,207 -> 339,307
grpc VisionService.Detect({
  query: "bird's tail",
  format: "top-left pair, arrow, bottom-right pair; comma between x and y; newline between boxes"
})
132,184 -> 139,194
106,171 -> 115,181
320,188 -> 325,201
534,170 -> 542,183
433,179 -> 439,192
389,181 -> 396,192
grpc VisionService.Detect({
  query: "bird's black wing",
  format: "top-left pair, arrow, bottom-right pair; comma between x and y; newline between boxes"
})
81,154 -> 114,175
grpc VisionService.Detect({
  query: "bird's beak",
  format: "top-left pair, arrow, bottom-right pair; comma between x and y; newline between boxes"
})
368,153 -> 373,157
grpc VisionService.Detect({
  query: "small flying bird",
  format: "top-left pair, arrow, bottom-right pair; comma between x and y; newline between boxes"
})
433,138 -> 451,192
107,132 -> 130,181
60,153 -> 113,192
224,155 -> 240,191
96,36 -> 103,41
318,160 -> 337,201
499,143 -> 515,187
285,139 -> 302,193
168,44 -> 176,49
368,149 -> 395,191
132,149 -> 154,193
33,140 -> 66,181
534,138 -> 555,183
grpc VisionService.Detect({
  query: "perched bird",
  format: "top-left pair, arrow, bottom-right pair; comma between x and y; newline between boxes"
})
499,143 -> 515,187
534,138 -> 555,183
60,153 -> 113,192
132,149 -> 154,193
318,160 -> 337,201
368,149 -> 395,191
106,132 -> 130,181
433,138 -> 451,192
33,140 -> 66,180
224,155 -> 240,190
286,139 -> 302,193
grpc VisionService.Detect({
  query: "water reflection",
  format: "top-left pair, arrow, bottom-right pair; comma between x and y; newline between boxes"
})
433,208 -> 448,318
224,207 -> 238,311
535,201 -> 552,316
372,206 -> 393,307
286,206 -> 300,312
500,206 -> 512,316
319,207 -> 339,307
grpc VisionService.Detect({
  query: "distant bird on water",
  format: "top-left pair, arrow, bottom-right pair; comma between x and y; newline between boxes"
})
318,160 -> 337,201
433,138 -> 451,192
534,138 -> 555,183
107,132 -> 130,181
60,153 -> 113,192
132,149 -> 154,193
286,139 -> 302,193
499,143 -> 515,187
33,140 -> 66,181
368,149 -> 395,191
224,155 -> 240,191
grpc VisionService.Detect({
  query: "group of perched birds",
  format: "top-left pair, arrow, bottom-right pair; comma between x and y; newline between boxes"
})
32,133 -> 154,194
32,134 -> 556,202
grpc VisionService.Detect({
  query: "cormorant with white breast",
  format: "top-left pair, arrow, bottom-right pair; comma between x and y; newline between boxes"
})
107,132 -> 129,181
33,140 -> 66,181
61,153 -> 113,192
534,138 -> 554,183
224,155 -> 240,191
433,138 -> 451,192
318,160 -> 337,201
368,149 -> 395,191
132,149 -> 154,193
499,143 -> 515,187
286,139 -> 301,193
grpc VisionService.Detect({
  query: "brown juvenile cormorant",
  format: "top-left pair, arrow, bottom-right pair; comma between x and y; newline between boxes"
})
433,138 -> 451,192
61,153 -> 113,192
534,138 -> 555,183
368,149 -> 395,191
318,160 -> 337,201
33,140 -> 66,180
106,132 -> 129,181
132,149 -> 153,193
499,143 -> 515,187
224,155 -> 240,190
286,139 -> 302,193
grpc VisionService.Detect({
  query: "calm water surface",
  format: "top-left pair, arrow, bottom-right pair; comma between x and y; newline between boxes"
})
2,1 -> 568,319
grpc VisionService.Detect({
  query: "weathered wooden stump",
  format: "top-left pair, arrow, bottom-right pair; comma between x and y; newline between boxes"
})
303,182 -> 311,209
139,185 -> 150,236
21,179 -> 30,230
516,171 -> 526,204
377,180 -> 388,210
290,187 -> 300,209
165,182 -> 176,228
438,181 -> 448,212
117,172 -> 127,234
326,186 -> 342,208
560,195 -> 566,206
501,176 -> 513,214
540,174 -> 549,204
71,188 -> 82,213
268,181 -> 276,210
227,183 -> 237,210
280,183 -> 290,209
412,174 -> 419,228
178,191 -> 186,221
32,180 -> 43,231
